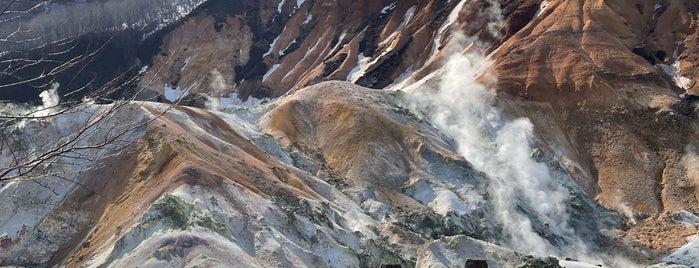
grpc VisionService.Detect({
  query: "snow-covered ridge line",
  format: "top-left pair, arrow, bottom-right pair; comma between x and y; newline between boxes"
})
430,0 -> 468,60
263,30 -> 284,58
0,0 -> 208,52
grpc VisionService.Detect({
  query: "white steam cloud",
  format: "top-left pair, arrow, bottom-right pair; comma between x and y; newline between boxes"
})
39,82 -> 60,109
34,82 -> 60,117
405,47 -> 589,259
209,69 -> 228,93
204,69 -> 227,111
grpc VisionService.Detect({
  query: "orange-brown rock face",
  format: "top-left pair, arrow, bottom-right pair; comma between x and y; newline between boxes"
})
60,105 -> 322,267
492,0 -> 699,225
139,0 -> 465,101
134,0 -> 699,252
6,0 -> 699,265
139,14 -> 253,99
259,81 -> 461,197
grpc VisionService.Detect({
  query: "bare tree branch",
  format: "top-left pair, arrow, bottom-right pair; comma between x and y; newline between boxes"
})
0,1 -> 190,198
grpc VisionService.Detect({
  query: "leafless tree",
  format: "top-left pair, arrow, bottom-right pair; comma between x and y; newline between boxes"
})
0,1 -> 180,193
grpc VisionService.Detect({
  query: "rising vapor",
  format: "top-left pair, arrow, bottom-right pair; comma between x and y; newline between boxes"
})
405,46 -> 592,260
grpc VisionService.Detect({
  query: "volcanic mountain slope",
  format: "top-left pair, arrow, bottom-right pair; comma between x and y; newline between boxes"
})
127,0 -> 699,238
135,0 -> 469,102
2,0 -> 699,266
1,81 -> 622,267
489,0 -> 699,248
171,0 -> 699,263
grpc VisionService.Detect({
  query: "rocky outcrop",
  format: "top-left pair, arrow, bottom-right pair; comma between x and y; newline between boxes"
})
491,0 -> 699,220
483,0 -> 699,258
134,0 -> 471,102
0,81 -> 623,266
3,0 -> 699,265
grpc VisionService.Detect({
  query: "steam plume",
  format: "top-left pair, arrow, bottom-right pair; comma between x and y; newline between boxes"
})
405,44 -> 588,259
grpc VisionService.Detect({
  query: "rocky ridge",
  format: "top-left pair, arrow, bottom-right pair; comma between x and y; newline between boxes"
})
2,0 -> 699,267
0,82 -> 620,267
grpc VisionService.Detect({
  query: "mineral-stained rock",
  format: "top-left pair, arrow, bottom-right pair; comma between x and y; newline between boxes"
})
3,0 -> 699,266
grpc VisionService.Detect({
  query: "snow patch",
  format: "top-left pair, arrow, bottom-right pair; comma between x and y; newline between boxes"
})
203,91 -> 270,111
535,0 -> 551,18
401,6 -> 416,27
386,65 -> 414,89
181,56 -> 192,72
279,40 -> 296,56
347,44 -> 400,83
303,13 -> 312,24
652,2 -> 664,21
656,61 -> 693,90
430,0 -> 468,59
381,2 -> 396,14
138,65 -> 149,74
325,31 -> 346,59
277,0 -> 285,13
303,39 -> 321,59
220,93 -> 269,109
282,39 -> 321,82
164,83 -> 192,102
428,189 -> 471,216
346,53 -> 370,82
663,236 -> 699,267
263,64 -> 280,82
396,65 -> 441,93
263,32 -> 283,58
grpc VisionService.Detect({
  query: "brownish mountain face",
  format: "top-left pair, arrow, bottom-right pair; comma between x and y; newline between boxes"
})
2,0 -> 699,267
490,0 -> 699,255
494,0 -> 699,218
137,0 -> 465,100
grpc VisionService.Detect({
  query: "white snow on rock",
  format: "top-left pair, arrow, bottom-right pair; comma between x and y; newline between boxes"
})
164,84 -> 192,102
181,56 -> 192,72
656,61 -> 693,90
263,64 -> 281,82
277,0 -> 285,13
386,65 -> 414,89
219,93 -> 269,109
303,13 -> 313,24
401,6 -> 416,28
381,2 -> 397,14
378,4 -> 417,47
663,236 -> 699,267
428,188 -> 472,216
535,0 -> 551,18
430,0 -> 468,59
325,31 -> 347,59
346,53 -> 370,82
263,32 -> 283,58
279,40 -> 296,56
